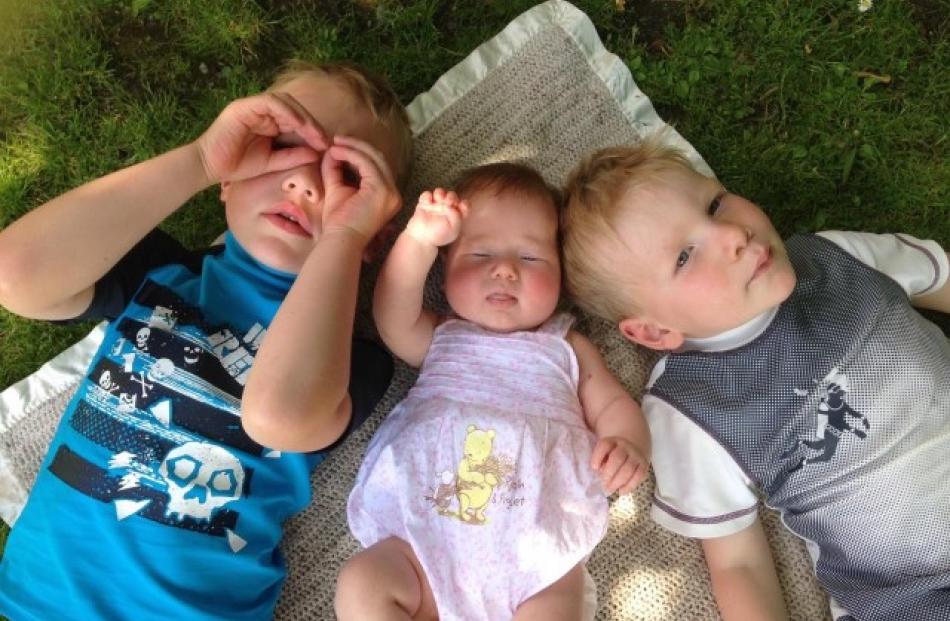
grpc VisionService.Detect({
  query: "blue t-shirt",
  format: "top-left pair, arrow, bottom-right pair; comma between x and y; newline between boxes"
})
0,232 -> 391,621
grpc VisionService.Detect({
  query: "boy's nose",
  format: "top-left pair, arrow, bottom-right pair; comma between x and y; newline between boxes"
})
491,259 -> 519,281
716,221 -> 751,259
281,165 -> 322,205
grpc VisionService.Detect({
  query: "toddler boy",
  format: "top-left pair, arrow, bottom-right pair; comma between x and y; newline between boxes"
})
0,60 -> 411,620
562,138 -> 950,621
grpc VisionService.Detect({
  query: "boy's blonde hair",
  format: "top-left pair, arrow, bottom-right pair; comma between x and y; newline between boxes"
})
562,137 -> 697,323
270,59 -> 413,189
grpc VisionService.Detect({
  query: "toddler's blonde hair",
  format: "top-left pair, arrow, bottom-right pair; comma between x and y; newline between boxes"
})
270,59 -> 413,189
562,136 -> 697,323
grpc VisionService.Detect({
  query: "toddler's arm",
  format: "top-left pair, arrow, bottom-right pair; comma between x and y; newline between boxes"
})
0,91 -> 326,320
569,331 -> 651,495
702,522 -> 789,621
241,136 -> 401,452
373,188 -> 468,367
912,251 -> 950,313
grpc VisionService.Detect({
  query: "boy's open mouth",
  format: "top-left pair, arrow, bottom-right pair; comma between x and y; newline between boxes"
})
264,202 -> 314,237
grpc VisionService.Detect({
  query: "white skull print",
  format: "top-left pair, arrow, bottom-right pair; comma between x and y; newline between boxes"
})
160,442 -> 245,521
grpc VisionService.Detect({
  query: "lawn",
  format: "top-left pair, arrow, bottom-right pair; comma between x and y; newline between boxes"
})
0,0 -> 947,571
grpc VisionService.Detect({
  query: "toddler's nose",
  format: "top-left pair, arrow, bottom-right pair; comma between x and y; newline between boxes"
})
281,165 -> 322,205
717,221 -> 751,258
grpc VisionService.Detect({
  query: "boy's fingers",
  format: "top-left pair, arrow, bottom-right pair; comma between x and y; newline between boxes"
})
268,91 -> 329,150
327,145 -> 395,201
238,92 -> 328,152
332,135 -> 395,188
263,145 -> 320,174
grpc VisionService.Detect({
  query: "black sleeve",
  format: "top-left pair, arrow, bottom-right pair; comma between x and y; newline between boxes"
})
67,228 -> 214,323
320,338 -> 394,452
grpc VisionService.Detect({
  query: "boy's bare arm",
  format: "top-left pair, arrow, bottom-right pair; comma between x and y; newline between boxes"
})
374,188 -> 466,368
702,522 -> 789,621
912,252 -> 950,313
569,331 -> 651,494
0,145 -> 210,319
241,137 -> 400,452
0,90 -> 326,320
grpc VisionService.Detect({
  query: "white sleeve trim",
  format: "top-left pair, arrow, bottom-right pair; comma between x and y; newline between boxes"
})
644,393 -> 759,539
816,230 -> 949,296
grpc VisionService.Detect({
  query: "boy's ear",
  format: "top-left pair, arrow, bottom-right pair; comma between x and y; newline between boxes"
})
618,315 -> 684,351
219,181 -> 231,202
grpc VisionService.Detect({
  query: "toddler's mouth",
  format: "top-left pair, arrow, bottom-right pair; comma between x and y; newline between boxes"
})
265,202 -> 314,237
750,245 -> 773,282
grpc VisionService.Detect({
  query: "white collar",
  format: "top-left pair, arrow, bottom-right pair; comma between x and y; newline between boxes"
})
678,306 -> 779,353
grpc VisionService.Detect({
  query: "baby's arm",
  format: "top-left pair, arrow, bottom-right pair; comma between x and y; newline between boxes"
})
373,188 -> 468,367
702,523 -> 789,621
569,331 -> 651,495
0,91 -> 325,320
242,137 -> 401,452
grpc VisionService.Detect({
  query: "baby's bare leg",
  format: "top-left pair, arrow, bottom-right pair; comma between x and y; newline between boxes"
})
513,563 -> 587,621
335,537 -> 438,621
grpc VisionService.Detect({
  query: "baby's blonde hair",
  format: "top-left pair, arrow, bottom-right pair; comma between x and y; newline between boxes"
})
269,59 -> 413,189
562,136 -> 697,323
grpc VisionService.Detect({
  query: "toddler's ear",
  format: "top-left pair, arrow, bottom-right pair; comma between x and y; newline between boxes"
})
219,181 -> 231,202
618,316 -> 683,351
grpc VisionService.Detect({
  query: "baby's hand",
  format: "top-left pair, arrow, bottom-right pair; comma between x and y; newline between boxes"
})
590,436 -> 649,496
195,91 -> 328,185
405,188 -> 469,248
320,135 -> 402,245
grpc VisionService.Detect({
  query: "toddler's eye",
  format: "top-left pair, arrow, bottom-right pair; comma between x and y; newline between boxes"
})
341,162 -> 361,188
708,193 -> 725,216
520,255 -> 540,262
471,252 -> 491,258
676,247 -> 693,270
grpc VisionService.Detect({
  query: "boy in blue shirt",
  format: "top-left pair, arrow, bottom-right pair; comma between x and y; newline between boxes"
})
0,60 -> 412,620
562,139 -> 949,621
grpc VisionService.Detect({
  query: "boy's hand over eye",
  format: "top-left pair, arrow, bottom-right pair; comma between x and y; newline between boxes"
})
590,436 -> 649,496
320,135 -> 402,246
195,91 -> 328,185
405,188 -> 469,248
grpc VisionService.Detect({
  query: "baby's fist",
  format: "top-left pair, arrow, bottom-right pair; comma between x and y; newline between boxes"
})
405,188 -> 469,248
590,437 -> 649,496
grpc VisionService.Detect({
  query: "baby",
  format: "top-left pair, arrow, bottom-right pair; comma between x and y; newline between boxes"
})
335,162 -> 651,620
562,137 -> 950,621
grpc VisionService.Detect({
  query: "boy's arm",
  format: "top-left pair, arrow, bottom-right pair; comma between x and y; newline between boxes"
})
816,231 -> 949,313
373,188 -> 467,368
0,90 -> 326,321
0,145 -> 210,320
241,137 -> 401,452
569,330 -> 651,494
702,522 -> 789,621
912,252 -> 950,313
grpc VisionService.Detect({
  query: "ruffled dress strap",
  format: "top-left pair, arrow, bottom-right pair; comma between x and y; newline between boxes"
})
535,312 -> 575,338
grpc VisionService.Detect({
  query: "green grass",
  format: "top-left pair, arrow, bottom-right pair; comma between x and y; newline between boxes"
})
0,0 -> 947,557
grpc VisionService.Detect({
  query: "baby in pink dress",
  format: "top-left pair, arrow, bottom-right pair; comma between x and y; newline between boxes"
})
337,162 -> 651,621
